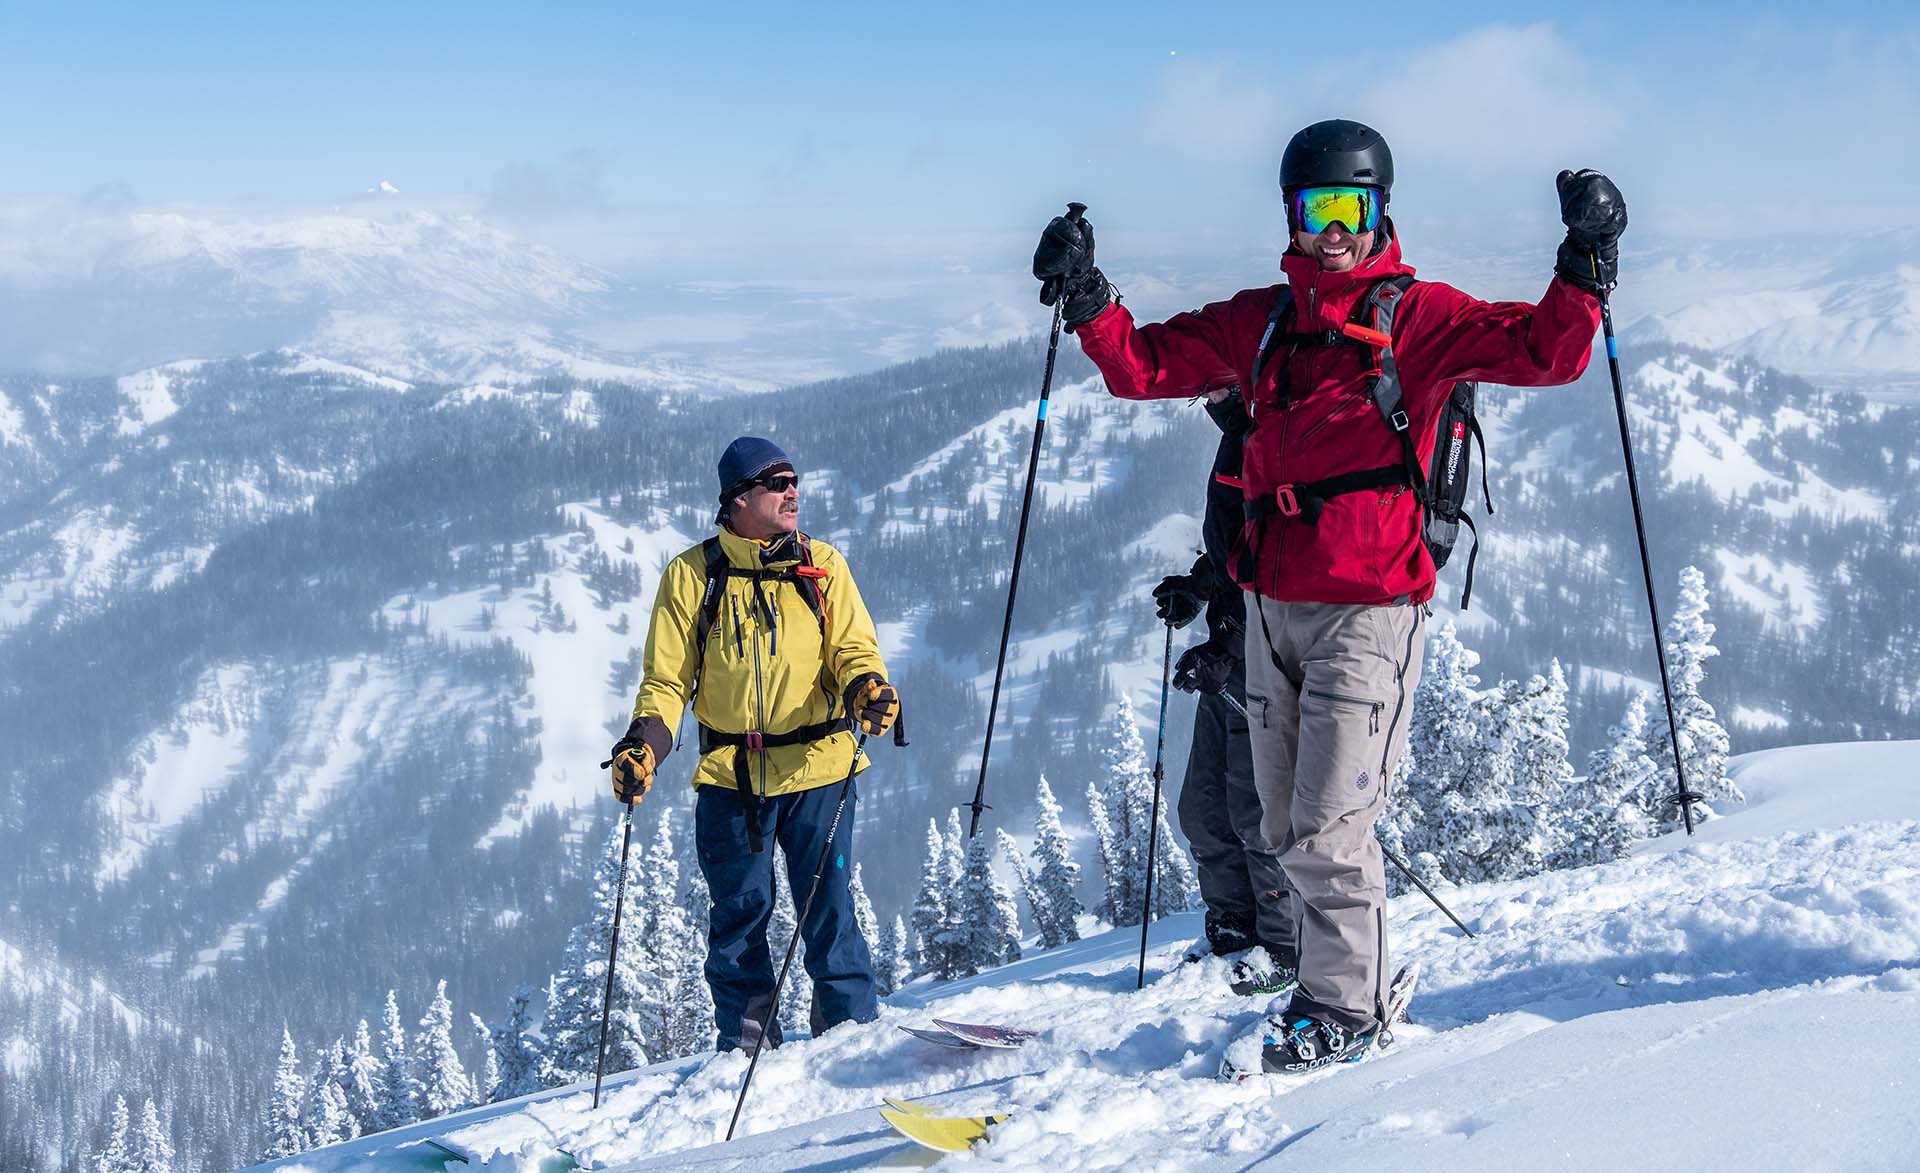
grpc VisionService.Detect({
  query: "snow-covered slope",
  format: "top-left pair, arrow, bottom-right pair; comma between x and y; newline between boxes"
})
258,738 -> 1920,1171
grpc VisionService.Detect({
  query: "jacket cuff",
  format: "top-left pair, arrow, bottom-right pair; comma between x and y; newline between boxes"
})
616,715 -> 674,765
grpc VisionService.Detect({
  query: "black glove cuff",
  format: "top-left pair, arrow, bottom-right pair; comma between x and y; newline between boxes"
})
1061,268 -> 1114,328
1555,236 -> 1617,295
842,672 -> 886,715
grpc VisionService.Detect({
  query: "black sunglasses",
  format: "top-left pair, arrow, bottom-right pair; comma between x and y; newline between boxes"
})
752,473 -> 800,493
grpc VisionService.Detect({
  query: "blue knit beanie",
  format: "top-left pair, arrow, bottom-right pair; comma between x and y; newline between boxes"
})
717,436 -> 794,497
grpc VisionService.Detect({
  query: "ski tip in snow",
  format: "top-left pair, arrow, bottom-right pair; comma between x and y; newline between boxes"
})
879,1105 -> 1010,1152
900,1023 -> 980,1048
928,1018 -> 1037,1048
413,1137 -> 580,1172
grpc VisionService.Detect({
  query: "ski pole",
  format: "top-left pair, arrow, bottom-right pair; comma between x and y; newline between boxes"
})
966,202 -> 1084,840
726,731 -> 869,1142
591,798 -> 638,1110
1595,276 -> 1703,834
1137,621 -> 1174,990
1216,690 -> 1475,939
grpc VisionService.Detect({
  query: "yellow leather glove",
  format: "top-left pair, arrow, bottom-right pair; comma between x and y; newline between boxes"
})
843,674 -> 899,737
610,744 -> 655,803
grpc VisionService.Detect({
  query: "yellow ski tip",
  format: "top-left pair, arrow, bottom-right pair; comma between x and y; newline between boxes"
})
882,1096 -> 937,1116
879,1106 -> 1009,1152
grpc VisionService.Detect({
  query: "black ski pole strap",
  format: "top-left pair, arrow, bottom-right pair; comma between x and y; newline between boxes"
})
1467,413 -> 1492,514
1455,511 -> 1481,610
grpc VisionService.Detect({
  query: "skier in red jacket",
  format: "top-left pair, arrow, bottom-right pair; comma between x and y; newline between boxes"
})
1034,119 -> 1625,1072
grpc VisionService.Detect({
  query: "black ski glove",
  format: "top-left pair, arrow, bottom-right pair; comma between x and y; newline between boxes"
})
1033,204 -> 1113,326
1553,169 -> 1628,295
1151,572 -> 1207,630
1173,639 -> 1235,696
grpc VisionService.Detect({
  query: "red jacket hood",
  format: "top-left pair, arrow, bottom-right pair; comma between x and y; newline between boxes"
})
1279,221 -> 1416,330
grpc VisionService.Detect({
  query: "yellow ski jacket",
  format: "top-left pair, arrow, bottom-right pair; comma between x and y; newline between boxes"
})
633,527 -> 889,796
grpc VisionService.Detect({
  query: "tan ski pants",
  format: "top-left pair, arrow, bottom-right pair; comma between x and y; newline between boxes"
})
1243,598 -> 1425,1032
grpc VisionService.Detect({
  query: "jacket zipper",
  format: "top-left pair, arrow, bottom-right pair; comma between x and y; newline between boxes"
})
1305,688 -> 1384,734
746,582 -> 771,799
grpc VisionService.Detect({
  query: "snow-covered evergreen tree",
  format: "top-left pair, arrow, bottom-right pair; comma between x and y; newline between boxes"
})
1644,565 -> 1740,829
1560,690 -> 1659,865
909,818 -> 953,980
1025,776 -> 1084,949
1506,661 -> 1576,866
262,1030 -> 308,1160
1380,621 -> 1484,892
995,826 -> 1033,934
874,914 -> 910,996
768,855 -> 813,1034
303,1039 -> 359,1147
1086,776 -> 1123,924
1088,696 -> 1198,925
540,818 -> 650,1085
95,1095 -> 132,1173
631,814 -> 689,1054
375,990 -> 420,1130
848,862 -> 881,973
1144,787 -> 1198,918
487,985 -> 545,1102
954,830 -> 1022,973
134,1099 -> 173,1173
656,915 -> 715,1058
657,867 -> 715,1059
414,979 -> 472,1118
344,1020 -> 382,1134
469,1014 -> 501,1105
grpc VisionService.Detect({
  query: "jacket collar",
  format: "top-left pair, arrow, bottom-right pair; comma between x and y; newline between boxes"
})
716,525 -> 804,569
1278,220 -> 1417,330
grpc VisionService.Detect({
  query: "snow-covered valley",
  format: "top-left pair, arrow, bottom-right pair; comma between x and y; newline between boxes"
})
256,739 -> 1920,1171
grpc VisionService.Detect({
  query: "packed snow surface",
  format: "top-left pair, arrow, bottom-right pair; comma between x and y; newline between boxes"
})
256,739 -> 1920,1171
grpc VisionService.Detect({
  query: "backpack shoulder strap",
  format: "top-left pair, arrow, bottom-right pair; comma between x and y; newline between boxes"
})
1361,276 -> 1427,503
790,533 -> 828,632
693,536 -> 730,662
1250,285 -> 1296,398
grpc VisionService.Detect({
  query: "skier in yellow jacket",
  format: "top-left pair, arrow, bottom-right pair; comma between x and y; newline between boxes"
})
608,436 -> 898,1052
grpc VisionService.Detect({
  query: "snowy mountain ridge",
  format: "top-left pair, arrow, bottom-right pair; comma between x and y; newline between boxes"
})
254,738 -> 1920,1171
1627,227 -> 1920,399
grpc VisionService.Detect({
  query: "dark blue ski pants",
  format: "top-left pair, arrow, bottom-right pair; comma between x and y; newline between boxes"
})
695,778 -> 877,1052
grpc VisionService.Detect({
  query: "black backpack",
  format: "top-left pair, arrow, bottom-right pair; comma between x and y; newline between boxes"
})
1247,274 -> 1493,607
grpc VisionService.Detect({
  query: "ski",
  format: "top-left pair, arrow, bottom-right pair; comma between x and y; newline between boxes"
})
879,1106 -> 1010,1153
899,1024 -> 980,1049
413,1137 -> 580,1172
1218,961 -> 1419,1082
929,1018 -> 1038,1048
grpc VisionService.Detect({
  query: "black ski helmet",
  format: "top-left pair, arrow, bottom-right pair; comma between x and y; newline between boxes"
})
1280,119 -> 1393,197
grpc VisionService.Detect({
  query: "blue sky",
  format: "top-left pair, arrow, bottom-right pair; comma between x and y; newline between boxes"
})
4,2 -> 1918,275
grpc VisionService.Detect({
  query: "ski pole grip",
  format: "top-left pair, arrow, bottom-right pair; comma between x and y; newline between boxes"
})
1066,201 -> 1087,222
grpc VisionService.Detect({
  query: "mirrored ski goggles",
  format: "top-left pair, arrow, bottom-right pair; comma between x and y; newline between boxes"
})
1292,186 -> 1383,236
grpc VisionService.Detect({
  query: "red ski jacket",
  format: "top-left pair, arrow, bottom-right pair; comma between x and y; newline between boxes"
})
1074,230 -> 1601,606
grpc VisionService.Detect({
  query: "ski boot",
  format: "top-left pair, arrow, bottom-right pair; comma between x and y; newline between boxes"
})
1259,1012 -> 1378,1075
1227,945 -> 1299,997
1183,911 -> 1257,964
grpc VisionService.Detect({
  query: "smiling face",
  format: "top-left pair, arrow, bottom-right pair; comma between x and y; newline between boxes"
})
728,471 -> 800,540
1294,222 -> 1376,273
